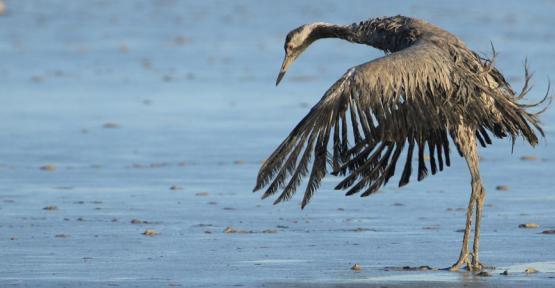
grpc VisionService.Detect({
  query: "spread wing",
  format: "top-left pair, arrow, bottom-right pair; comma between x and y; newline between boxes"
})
253,39 -> 543,208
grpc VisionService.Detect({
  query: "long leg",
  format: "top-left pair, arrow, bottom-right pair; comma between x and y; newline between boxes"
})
449,181 -> 477,271
449,125 -> 483,272
472,184 -> 488,270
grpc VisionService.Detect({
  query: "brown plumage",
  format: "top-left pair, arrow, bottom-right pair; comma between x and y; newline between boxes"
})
254,15 -> 550,271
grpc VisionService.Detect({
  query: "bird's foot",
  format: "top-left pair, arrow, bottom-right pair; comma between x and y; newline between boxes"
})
470,252 -> 495,272
471,260 -> 495,271
449,255 -> 494,272
448,255 -> 472,272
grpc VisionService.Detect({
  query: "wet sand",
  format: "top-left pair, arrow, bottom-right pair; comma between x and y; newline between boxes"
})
0,1 -> 554,287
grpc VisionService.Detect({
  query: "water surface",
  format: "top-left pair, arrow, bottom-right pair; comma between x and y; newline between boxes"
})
0,1 -> 554,287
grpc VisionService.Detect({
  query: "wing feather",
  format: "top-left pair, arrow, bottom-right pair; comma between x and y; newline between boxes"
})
254,38 -> 545,207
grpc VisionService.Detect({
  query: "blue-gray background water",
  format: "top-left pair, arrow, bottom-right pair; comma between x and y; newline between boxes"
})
0,1 -> 554,287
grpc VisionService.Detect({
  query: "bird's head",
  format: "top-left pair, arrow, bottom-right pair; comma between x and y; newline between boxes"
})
276,23 -> 320,86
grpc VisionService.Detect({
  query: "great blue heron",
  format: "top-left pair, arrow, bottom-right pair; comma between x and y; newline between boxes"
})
253,15 -> 549,271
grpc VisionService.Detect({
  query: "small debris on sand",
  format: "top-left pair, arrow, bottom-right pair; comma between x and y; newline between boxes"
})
174,35 -> 190,45
276,225 -> 289,229
195,192 -> 209,196
351,263 -> 362,271
141,59 -> 152,70
102,122 -> 120,129
224,226 -> 239,233
31,75 -> 44,83
500,270 -> 509,276
524,267 -> 538,273
384,265 -> 435,271
422,225 -> 440,230
520,155 -> 537,161
350,227 -> 374,232
477,271 -> 491,277
223,226 -> 250,234
143,229 -> 158,236
170,185 -> 183,191
40,164 -> 57,171
495,185 -> 510,191
119,43 -> 129,53
162,75 -> 173,82
519,223 -> 539,229
193,223 -> 213,227
131,219 -> 152,224
262,229 -> 277,234
43,205 -> 58,211
541,230 -> 555,234
149,162 -> 168,168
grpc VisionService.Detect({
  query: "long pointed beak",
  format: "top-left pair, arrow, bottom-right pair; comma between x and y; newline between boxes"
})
276,70 -> 286,86
276,54 -> 292,86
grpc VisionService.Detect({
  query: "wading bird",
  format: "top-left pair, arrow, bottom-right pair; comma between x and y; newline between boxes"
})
253,15 -> 549,271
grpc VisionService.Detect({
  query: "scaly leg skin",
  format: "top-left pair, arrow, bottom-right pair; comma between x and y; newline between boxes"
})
448,186 -> 476,272
471,186 -> 495,271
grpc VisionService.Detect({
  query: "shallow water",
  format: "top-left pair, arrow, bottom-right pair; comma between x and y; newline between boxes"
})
0,1 -> 554,287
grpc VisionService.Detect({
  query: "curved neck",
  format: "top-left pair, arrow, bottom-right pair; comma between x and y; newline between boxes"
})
307,18 -> 420,53
307,23 -> 365,44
